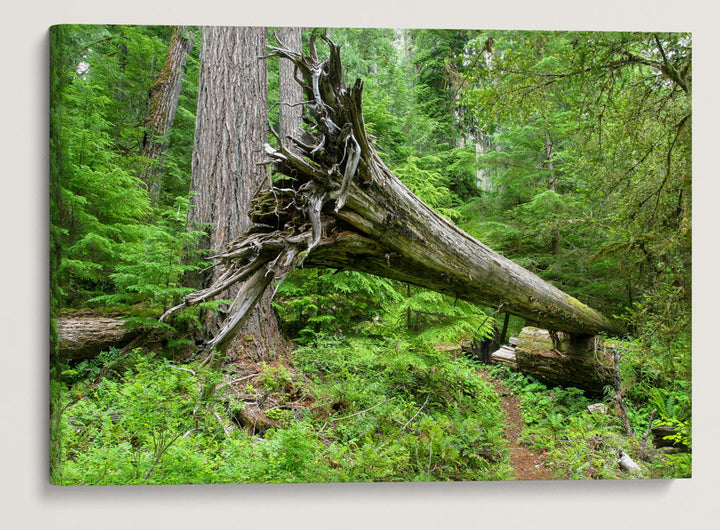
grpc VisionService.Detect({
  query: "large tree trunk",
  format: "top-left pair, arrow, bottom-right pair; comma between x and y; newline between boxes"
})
163,34 -> 622,358
141,26 -> 194,202
187,26 -> 287,362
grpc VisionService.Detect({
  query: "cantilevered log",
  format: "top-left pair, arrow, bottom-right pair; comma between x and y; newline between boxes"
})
263,35 -> 621,336
162,34 -> 621,356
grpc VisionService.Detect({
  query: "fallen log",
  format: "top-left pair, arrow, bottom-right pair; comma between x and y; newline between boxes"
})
57,313 -> 139,360
514,327 -> 614,394
651,425 -> 690,453
490,345 -> 518,370
161,34 -> 622,358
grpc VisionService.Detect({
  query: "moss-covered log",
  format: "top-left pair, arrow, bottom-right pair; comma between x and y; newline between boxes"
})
161,33 -> 622,358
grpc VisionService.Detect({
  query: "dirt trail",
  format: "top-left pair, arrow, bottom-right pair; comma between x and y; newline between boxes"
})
480,372 -> 554,480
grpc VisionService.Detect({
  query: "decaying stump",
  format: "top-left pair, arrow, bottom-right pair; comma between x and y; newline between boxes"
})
651,425 -> 690,453
57,313 -> 139,360
160,34 -> 622,359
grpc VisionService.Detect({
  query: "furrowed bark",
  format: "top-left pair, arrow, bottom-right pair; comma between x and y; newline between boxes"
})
141,26 -> 194,202
166,34 -> 622,357
187,26 -> 287,361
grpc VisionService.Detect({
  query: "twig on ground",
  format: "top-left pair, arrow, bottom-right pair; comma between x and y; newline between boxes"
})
169,365 -> 196,376
213,410 -> 233,439
331,396 -> 396,422
612,346 -> 634,438
399,394 -> 430,432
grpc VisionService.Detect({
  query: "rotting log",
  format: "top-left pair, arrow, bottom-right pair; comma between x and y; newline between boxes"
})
514,327 -> 614,394
651,425 -> 690,453
57,314 -> 138,360
161,33 -> 623,358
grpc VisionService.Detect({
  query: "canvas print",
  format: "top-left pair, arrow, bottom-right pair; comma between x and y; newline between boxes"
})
49,25 -> 691,484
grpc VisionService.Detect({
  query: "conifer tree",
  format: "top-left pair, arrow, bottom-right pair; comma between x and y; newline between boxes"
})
276,27 -> 303,141
140,26 -> 194,203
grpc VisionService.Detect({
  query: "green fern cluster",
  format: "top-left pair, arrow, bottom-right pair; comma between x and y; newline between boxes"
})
392,288 -> 496,345
88,196 -> 208,315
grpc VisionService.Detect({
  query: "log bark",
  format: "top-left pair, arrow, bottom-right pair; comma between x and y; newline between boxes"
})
514,327 -> 614,394
57,314 -> 139,360
163,35 -> 622,358
651,425 -> 690,452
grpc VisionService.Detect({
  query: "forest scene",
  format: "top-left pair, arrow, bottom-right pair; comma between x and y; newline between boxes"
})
49,25 -> 691,485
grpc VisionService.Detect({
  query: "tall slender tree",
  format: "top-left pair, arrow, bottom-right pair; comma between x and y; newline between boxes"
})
141,26 -> 194,203
188,26 -> 286,362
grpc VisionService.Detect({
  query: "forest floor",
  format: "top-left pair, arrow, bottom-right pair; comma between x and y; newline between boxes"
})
479,372 -> 554,480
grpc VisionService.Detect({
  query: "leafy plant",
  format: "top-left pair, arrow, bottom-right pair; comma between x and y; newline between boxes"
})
88,196 -> 208,315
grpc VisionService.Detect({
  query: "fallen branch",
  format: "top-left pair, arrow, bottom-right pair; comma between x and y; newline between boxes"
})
612,347 -> 634,438
331,396 -> 396,422
213,410 -> 233,439
169,365 -> 197,376
617,449 -> 641,473
397,394 -> 430,432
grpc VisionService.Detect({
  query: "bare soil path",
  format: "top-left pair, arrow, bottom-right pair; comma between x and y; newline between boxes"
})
480,372 -> 554,480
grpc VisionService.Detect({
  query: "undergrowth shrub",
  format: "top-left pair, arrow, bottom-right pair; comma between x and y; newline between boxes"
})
58,337 -> 513,484
488,361 -> 691,479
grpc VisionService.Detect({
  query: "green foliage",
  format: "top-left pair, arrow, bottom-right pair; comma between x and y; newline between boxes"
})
57,337 -> 512,484
274,268 -> 403,342
51,26 -> 691,483
457,30 -> 691,332
87,196 -> 208,314
51,25 -> 199,308
256,362 -> 296,393
60,347 -> 124,383
59,349 -> 209,484
408,29 -> 479,144
393,155 -> 460,220
392,288 -> 495,346
221,423 -> 330,483
291,338 -> 510,481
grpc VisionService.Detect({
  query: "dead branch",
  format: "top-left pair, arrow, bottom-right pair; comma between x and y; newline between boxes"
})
331,396 -> 397,422
612,347 -> 634,438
